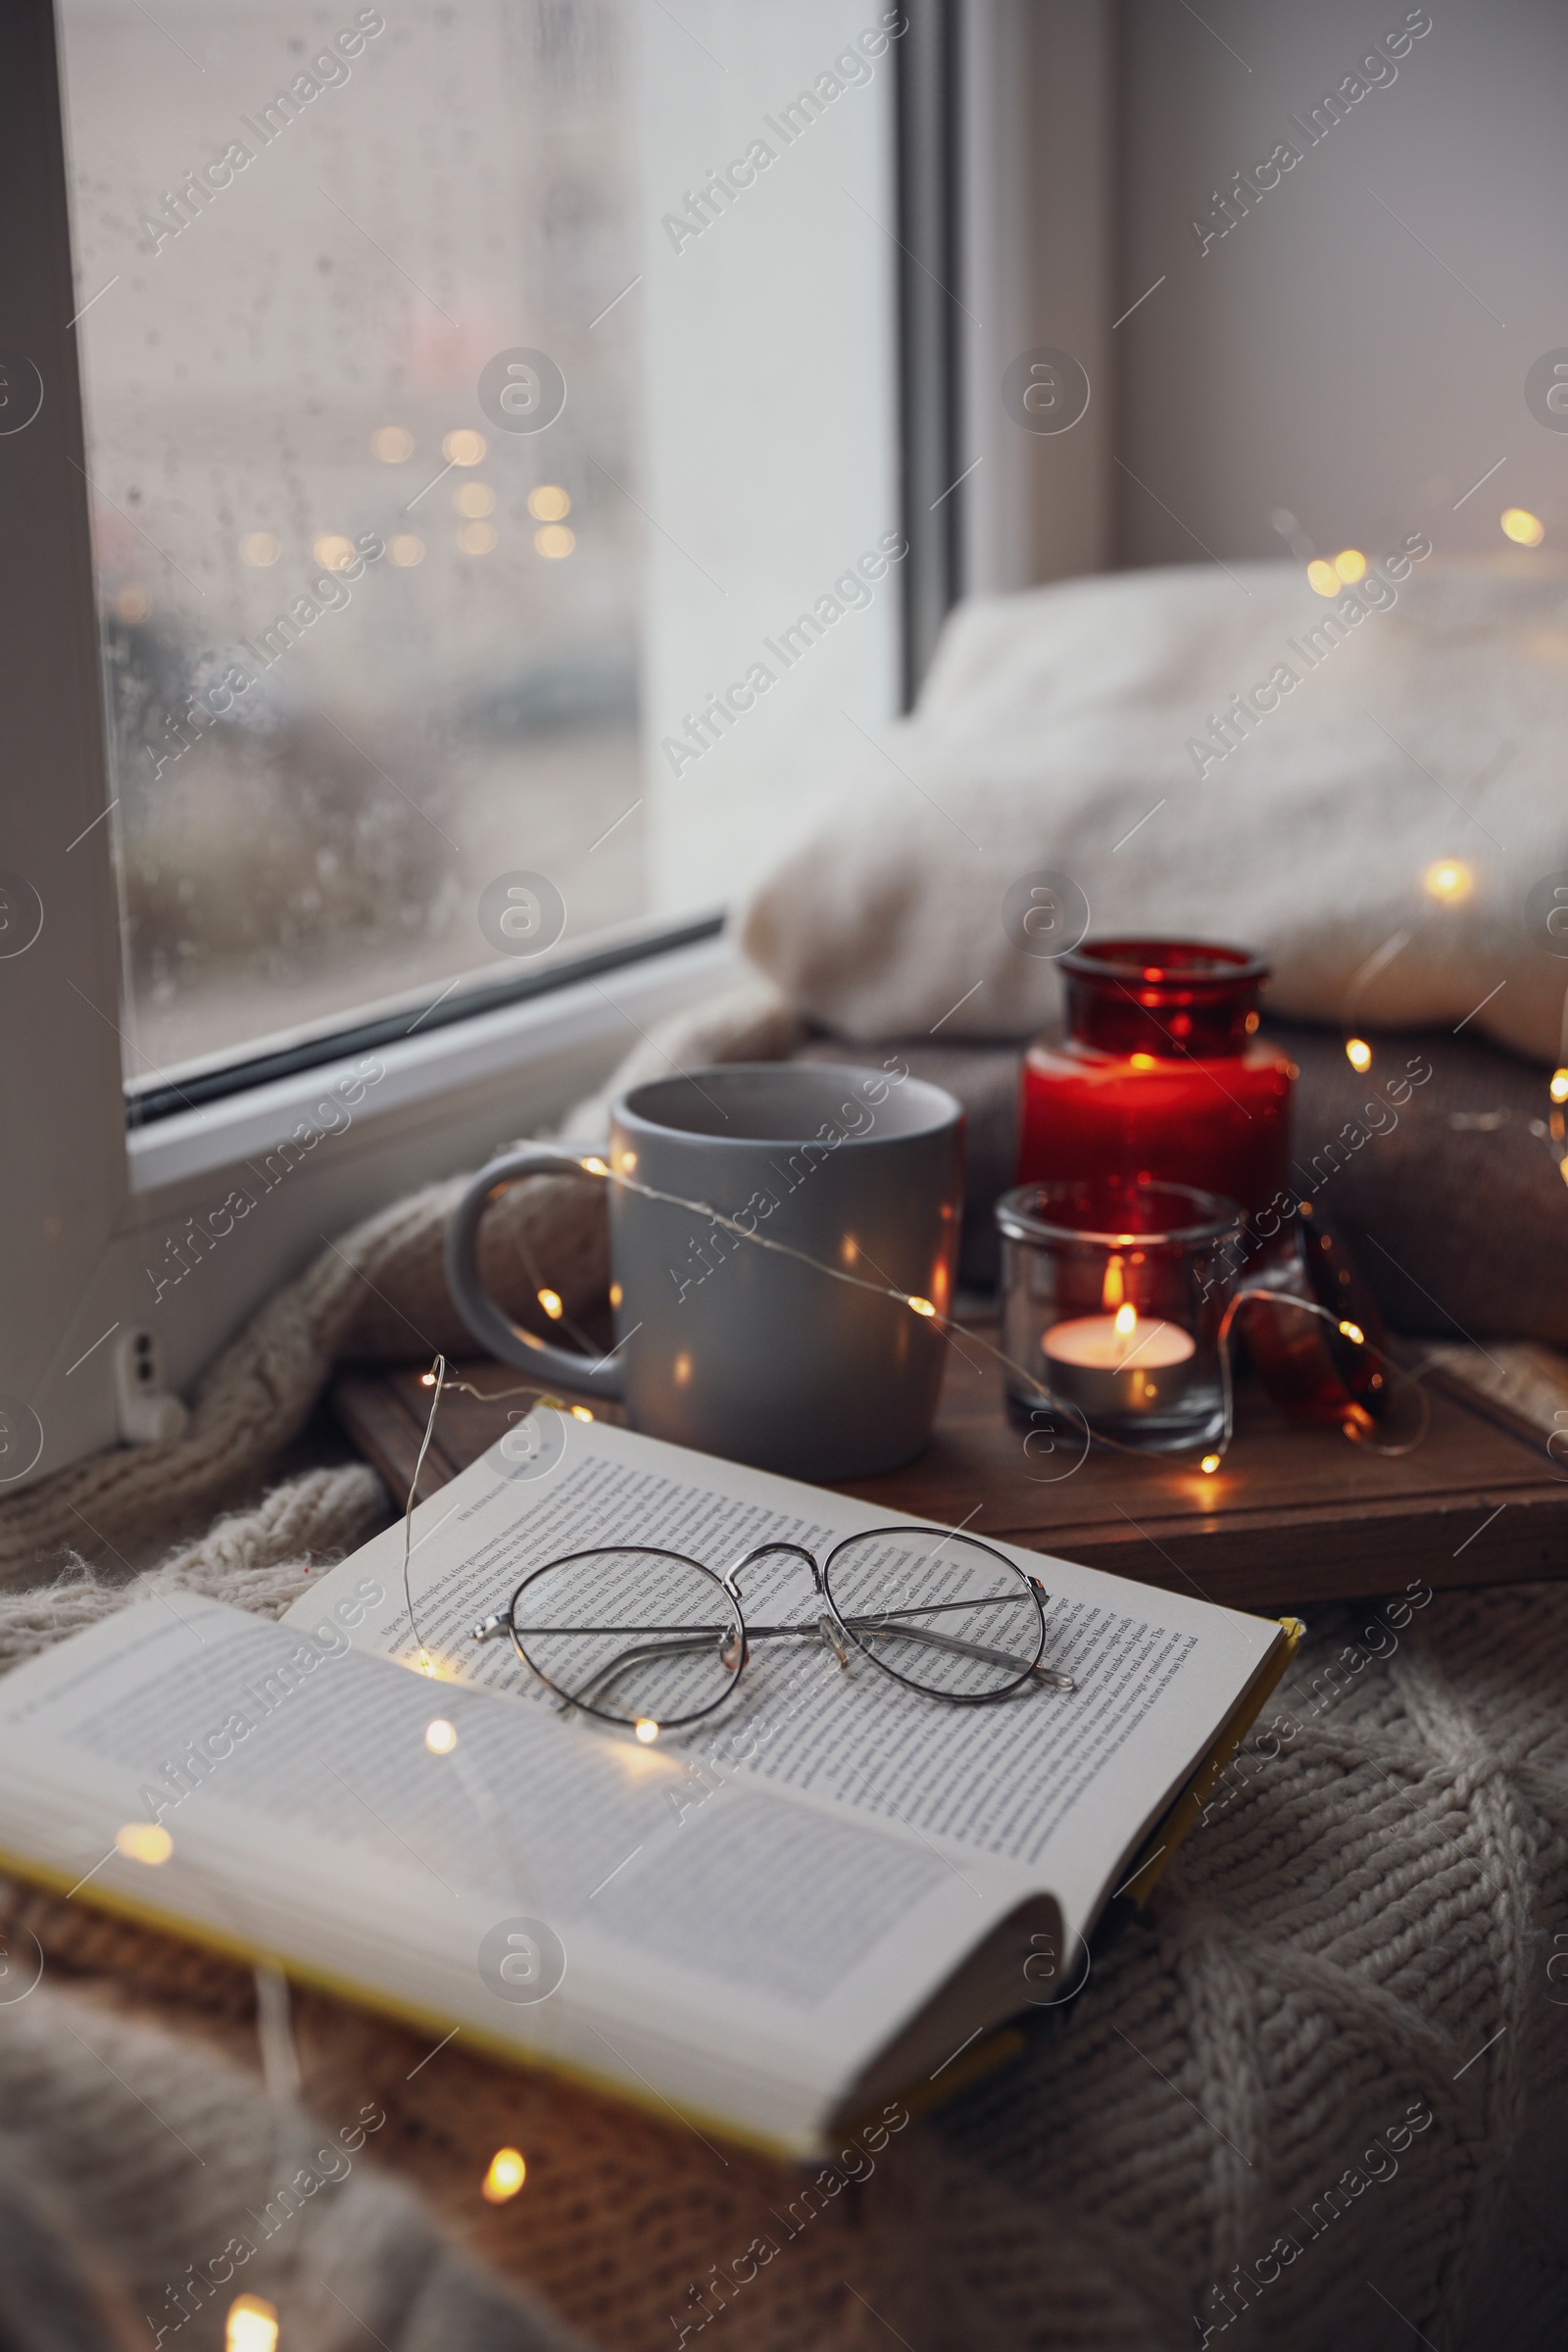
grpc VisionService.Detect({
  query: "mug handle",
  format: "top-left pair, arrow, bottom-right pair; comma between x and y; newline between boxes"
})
443,1146 -> 625,1400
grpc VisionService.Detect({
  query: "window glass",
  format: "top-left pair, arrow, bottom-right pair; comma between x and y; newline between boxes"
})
57,0 -> 901,1084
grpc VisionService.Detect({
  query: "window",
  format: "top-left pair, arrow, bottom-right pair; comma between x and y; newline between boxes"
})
3,0 -> 922,1488
57,0 -> 904,1089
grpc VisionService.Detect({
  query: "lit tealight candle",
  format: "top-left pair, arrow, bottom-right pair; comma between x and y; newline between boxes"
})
1043,1303 -> 1196,1419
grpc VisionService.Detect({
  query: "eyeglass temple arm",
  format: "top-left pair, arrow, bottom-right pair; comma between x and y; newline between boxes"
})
835,1615 -> 1075,1690
473,1627 -> 739,1715
716,1592 -> 1075,1690
472,1595 -> 1026,1640
822,1577 -> 1070,1688
502,1614 -> 1072,1707
555,1615 -> 1076,1697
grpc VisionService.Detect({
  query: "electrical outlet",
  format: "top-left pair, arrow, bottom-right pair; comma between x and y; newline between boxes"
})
114,1326 -> 189,1446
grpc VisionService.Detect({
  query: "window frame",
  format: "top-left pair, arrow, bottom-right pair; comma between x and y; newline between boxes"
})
1,0 -> 983,1494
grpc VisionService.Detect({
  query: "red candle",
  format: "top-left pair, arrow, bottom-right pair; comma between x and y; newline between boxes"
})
1016,939 -> 1294,1215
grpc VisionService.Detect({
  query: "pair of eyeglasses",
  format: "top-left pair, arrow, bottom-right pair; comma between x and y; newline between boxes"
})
472,1525 -> 1076,1733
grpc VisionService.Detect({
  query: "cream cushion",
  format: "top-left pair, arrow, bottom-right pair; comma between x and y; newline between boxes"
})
741,558 -> 1568,1064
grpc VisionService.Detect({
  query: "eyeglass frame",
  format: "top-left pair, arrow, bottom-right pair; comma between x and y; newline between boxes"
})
471,1527 -> 1074,1731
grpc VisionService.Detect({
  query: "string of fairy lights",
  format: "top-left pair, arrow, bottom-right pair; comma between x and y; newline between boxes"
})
399,1156 -> 1434,1671
567,1158 -> 1428,1463
1340,865 -> 1568,1186
406,800 -> 1568,1662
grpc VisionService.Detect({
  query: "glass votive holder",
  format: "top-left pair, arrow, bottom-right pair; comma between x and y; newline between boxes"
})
995,1177 -> 1244,1453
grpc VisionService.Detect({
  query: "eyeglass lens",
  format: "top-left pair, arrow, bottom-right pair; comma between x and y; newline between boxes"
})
510,1546 -> 743,1728
823,1529 -> 1045,1699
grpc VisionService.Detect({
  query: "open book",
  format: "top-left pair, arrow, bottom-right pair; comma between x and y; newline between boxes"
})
0,1416 -> 1296,2157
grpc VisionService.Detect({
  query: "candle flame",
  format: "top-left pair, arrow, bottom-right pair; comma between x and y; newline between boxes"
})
1113,1303 -> 1137,1339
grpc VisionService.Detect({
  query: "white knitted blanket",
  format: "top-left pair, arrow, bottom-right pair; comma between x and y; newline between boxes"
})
1,993 -> 1565,2350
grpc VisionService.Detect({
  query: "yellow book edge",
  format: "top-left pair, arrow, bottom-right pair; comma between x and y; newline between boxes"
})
895,1614 -> 1305,2109
0,1839 -> 815,2167
1115,1614 -> 1304,1907
0,1619 -> 1302,2162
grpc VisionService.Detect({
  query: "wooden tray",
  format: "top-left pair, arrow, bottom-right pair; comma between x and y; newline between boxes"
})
331,1332 -> 1568,1613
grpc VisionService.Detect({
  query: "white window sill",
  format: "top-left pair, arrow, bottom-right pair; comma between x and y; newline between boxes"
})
128,929 -> 743,1198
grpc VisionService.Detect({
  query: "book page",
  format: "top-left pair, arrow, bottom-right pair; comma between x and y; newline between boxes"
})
295,1415 -> 1282,1944
0,1593 -> 1033,2151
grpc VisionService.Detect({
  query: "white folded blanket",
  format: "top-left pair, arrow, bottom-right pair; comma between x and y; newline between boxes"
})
742,556 -> 1568,1064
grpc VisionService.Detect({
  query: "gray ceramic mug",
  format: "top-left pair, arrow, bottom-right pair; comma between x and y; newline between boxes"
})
444,1061 -> 964,1481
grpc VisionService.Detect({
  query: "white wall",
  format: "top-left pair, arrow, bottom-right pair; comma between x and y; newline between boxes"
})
634,0 -> 903,900
1115,0 -> 1568,568
960,0 -> 1117,597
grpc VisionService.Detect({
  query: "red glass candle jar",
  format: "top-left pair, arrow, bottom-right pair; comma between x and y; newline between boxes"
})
1016,939 -> 1294,1214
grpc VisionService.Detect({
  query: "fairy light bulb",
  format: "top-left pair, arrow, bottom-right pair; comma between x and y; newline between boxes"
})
1200,1453 -> 1221,1475
1338,1319 -> 1365,1346
225,2296 -> 279,2352
116,1822 -> 172,1865
906,1295 -> 936,1316
481,2147 -> 526,2203
1423,858 -> 1473,903
1346,1038 -> 1373,1073
424,1718 -> 457,1754
634,1717 -> 660,1744
1500,507 -> 1544,547
1550,1069 -> 1568,1104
